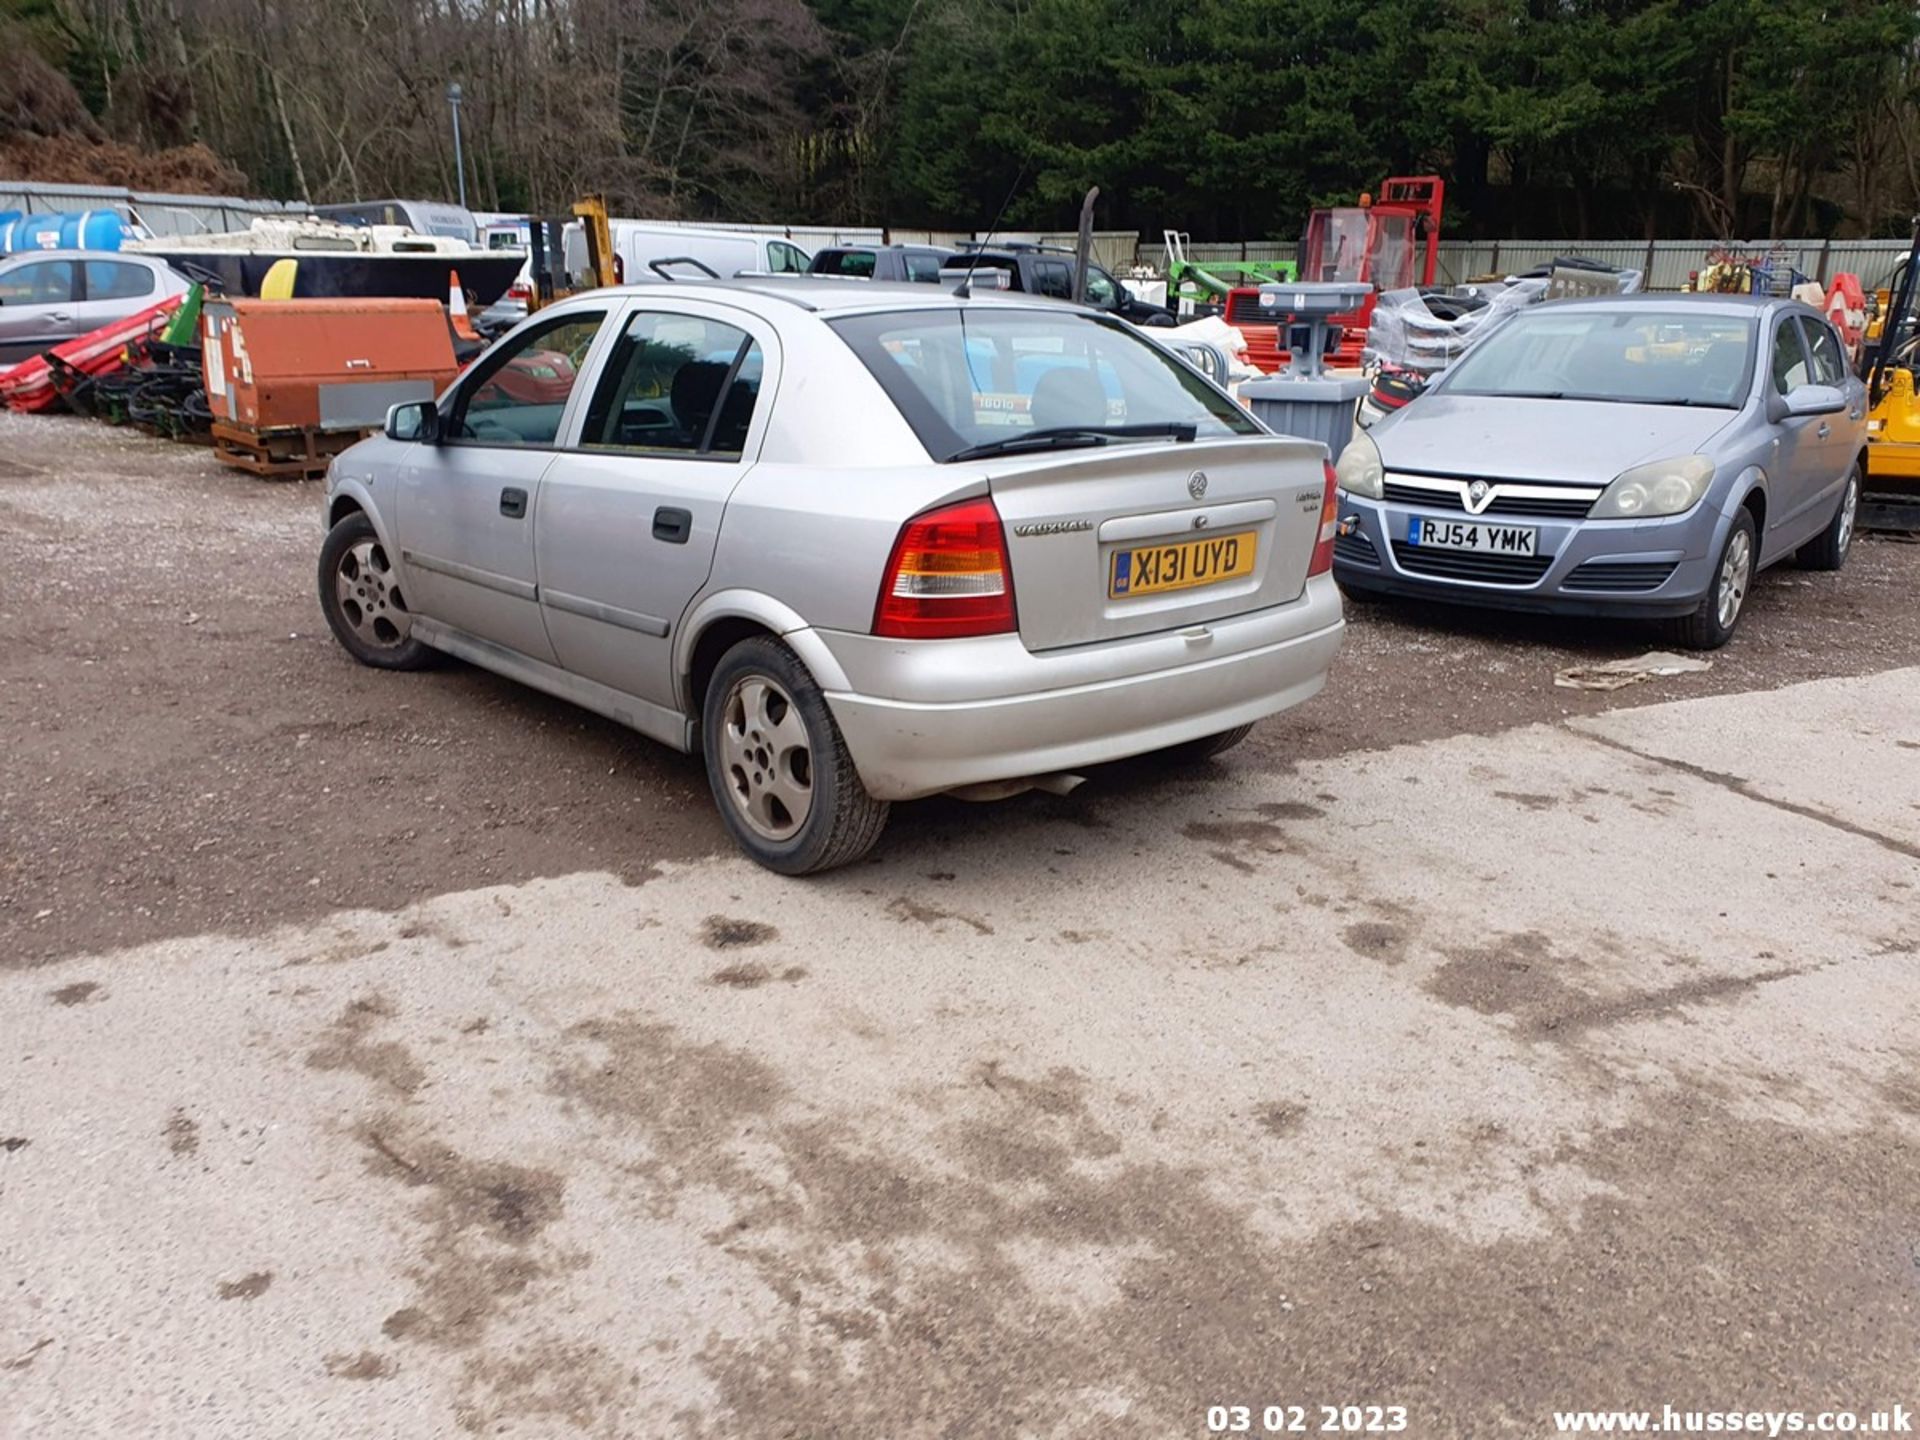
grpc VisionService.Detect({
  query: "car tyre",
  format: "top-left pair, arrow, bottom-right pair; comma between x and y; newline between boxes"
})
702,636 -> 889,875
1670,508 -> 1757,651
318,511 -> 433,670
1795,462 -> 1860,572
1159,724 -> 1255,763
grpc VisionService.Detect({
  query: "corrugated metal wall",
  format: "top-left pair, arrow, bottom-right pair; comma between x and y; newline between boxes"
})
1140,236 -> 1914,290
6,179 -> 1909,287
0,181 -> 301,236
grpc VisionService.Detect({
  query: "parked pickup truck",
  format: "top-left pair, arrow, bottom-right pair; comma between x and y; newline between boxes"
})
940,242 -> 1178,327
809,244 -> 950,283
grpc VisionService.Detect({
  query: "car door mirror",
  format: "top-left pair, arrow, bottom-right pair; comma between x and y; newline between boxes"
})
385,399 -> 441,443
1782,383 -> 1846,419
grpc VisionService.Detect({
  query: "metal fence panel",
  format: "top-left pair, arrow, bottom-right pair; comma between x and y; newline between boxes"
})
0,180 -> 299,236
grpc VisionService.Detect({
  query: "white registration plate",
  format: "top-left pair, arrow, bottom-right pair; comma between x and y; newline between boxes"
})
1406,516 -> 1538,556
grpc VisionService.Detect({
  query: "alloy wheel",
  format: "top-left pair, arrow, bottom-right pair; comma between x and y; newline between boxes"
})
718,674 -> 814,841
1838,474 -> 1859,555
334,538 -> 412,650
1716,528 -> 1752,630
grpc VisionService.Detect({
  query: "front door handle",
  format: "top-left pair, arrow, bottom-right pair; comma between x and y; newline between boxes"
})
499,487 -> 527,519
1816,423 -> 1831,439
652,506 -> 692,544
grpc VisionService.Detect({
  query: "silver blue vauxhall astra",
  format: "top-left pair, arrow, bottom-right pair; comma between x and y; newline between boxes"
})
1331,294 -> 1865,648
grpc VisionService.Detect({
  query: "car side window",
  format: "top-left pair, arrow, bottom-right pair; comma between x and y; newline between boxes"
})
1770,321 -> 1810,395
821,250 -> 877,279
767,241 -> 807,274
449,310 -> 606,447
84,261 -> 156,302
1084,267 -> 1120,309
1803,320 -> 1846,386
1032,260 -> 1073,300
0,260 -> 77,306
905,251 -> 943,283
579,311 -> 762,459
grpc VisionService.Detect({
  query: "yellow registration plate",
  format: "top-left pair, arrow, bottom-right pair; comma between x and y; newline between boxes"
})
1109,530 -> 1257,599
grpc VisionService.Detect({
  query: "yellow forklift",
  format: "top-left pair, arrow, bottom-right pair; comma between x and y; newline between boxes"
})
1863,216 -> 1920,531
524,195 -> 617,311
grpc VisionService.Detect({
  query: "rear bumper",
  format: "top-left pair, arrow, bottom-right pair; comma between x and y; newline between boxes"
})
811,574 -> 1344,800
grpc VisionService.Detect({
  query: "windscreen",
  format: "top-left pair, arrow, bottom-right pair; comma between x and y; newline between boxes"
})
1440,308 -> 1757,408
831,308 -> 1259,462
1303,209 -> 1370,283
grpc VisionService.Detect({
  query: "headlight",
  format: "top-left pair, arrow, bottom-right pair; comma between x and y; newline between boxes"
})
1590,454 -> 1715,519
1334,432 -> 1384,499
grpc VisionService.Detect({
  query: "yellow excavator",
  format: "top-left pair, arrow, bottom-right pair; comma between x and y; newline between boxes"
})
1862,216 -> 1920,531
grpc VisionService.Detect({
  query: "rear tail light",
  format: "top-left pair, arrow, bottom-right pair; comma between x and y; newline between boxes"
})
507,282 -> 530,303
874,496 -> 1017,639
1307,459 -> 1339,576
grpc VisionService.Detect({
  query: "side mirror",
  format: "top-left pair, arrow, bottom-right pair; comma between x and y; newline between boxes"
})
385,399 -> 441,443
1781,383 -> 1846,419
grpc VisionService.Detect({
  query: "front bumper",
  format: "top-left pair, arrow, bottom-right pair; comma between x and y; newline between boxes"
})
1330,491 -> 1723,618
810,574 -> 1345,801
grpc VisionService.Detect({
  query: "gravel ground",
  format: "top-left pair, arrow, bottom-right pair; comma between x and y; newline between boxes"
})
2,410 -> 1917,968
5,412 -> 1920,1438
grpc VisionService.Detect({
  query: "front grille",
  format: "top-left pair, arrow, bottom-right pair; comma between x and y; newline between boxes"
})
1562,560 -> 1678,593
1382,480 -> 1594,519
1391,542 -> 1553,585
1334,529 -> 1379,567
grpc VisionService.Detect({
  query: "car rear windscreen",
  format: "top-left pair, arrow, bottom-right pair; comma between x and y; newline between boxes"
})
813,250 -> 878,278
831,308 -> 1259,462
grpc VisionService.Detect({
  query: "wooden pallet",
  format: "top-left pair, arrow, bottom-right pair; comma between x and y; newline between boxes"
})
211,422 -> 366,481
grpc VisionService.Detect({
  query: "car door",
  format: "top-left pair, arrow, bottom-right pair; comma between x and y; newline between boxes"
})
72,259 -> 161,333
394,306 -> 610,663
534,301 -> 778,716
1798,314 -> 1865,522
1762,314 -> 1825,555
0,257 -> 80,363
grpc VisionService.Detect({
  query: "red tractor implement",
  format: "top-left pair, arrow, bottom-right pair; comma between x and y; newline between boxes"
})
1224,176 -> 1445,372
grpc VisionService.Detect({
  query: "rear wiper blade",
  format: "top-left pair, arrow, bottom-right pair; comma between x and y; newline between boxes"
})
947,422 -> 1198,463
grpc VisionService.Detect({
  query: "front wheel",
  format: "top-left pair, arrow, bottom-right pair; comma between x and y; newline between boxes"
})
701,637 -> 889,875
318,512 -> 433,670
1670,509 -> 1756,651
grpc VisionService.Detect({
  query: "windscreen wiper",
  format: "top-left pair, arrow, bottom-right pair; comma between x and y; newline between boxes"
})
948,422 -> 1198,463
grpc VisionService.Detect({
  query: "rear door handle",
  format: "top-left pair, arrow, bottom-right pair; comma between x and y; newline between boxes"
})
652,506 -> 692,544
499,487 -> 527,519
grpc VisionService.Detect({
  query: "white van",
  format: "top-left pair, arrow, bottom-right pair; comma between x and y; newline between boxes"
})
563,220 -> 810,285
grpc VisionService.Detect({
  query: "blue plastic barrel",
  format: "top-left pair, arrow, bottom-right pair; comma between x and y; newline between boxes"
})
0,210 -> 131,255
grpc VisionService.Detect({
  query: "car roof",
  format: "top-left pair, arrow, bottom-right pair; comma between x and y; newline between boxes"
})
557,274 -> 1095,318
1519,292 -> 1811,319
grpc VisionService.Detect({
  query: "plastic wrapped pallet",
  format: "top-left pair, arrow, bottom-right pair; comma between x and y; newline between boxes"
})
1363,278 -> 1547,372
1363,264 -> 1641,374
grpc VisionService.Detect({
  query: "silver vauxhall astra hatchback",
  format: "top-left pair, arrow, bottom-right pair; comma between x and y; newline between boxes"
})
319,278 -> 1345,873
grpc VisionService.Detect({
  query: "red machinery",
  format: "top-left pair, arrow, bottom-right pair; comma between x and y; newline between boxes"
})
1225,176 -> 1445,371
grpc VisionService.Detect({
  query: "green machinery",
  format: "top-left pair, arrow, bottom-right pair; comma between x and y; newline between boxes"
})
1162,229 -> 1297,309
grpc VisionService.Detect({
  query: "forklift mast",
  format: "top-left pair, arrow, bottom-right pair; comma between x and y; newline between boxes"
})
525,194 -> 618,312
